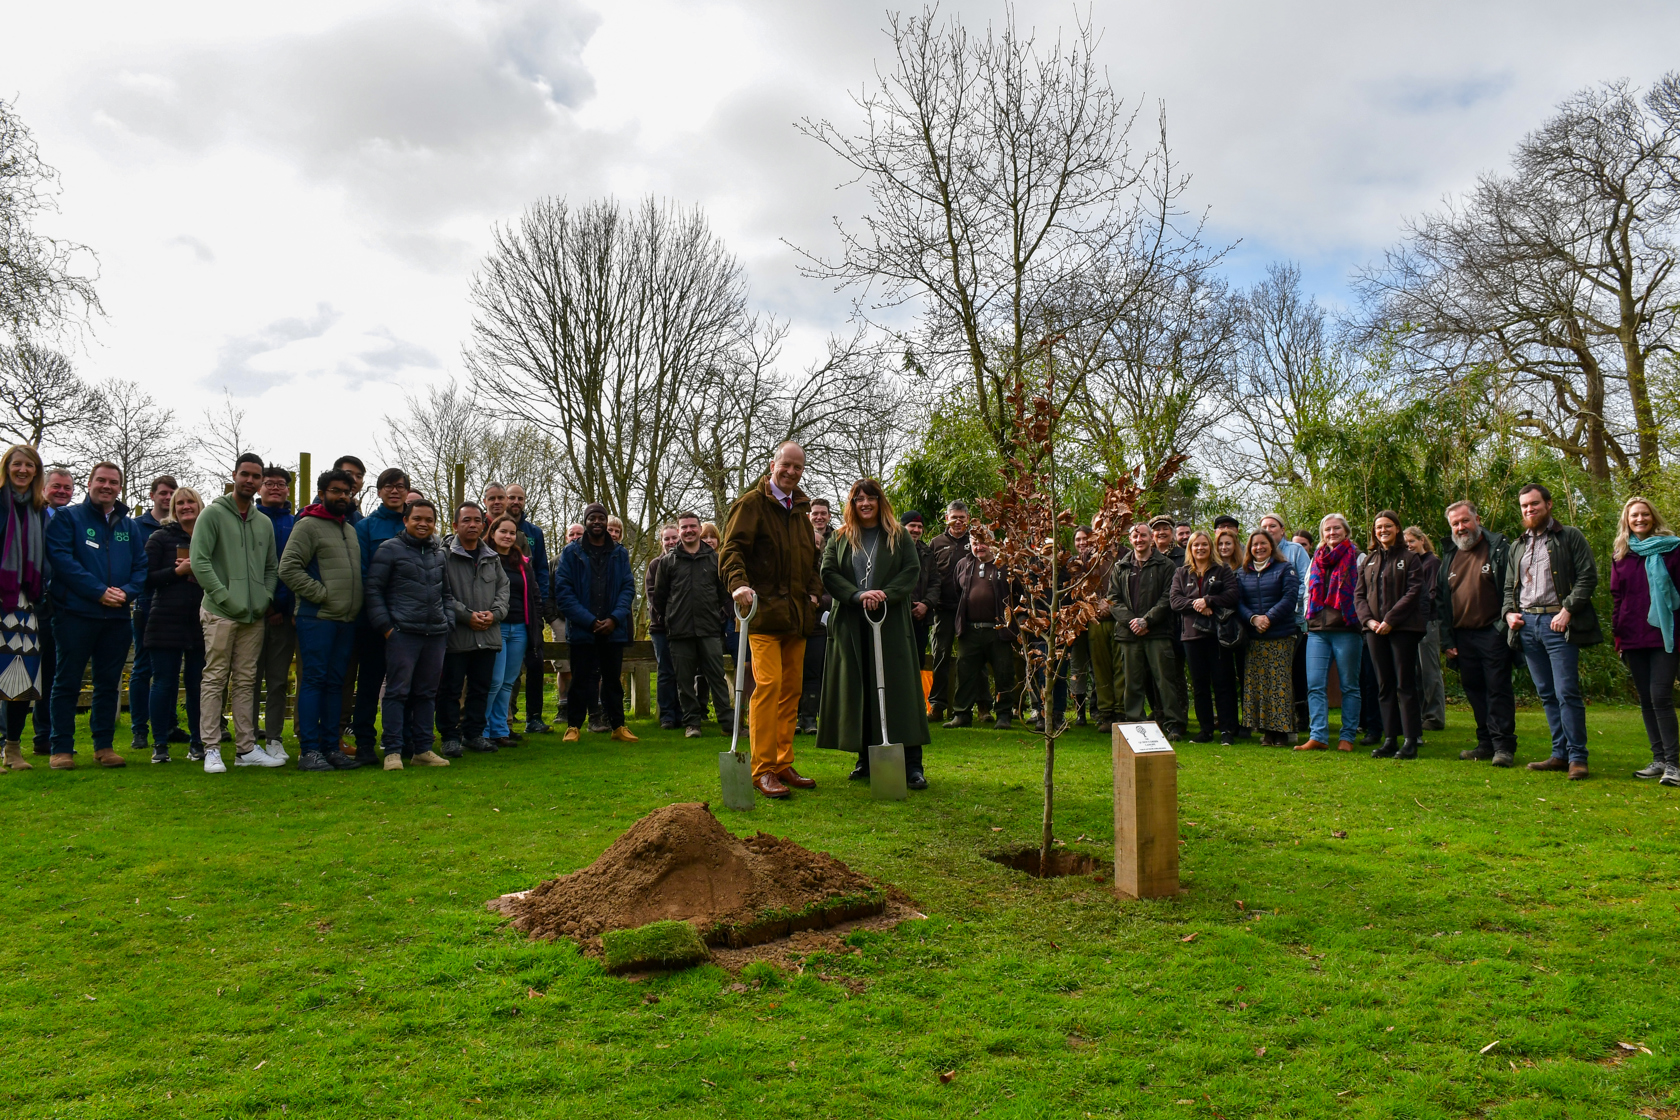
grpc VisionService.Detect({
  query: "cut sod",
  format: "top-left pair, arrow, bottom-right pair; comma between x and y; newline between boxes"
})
601,920 -> 710,974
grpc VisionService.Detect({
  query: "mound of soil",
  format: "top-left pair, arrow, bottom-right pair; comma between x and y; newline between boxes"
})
489,802 -> 886,950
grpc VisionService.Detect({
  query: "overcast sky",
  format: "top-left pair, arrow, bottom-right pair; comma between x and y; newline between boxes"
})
5,0 -> 1678,472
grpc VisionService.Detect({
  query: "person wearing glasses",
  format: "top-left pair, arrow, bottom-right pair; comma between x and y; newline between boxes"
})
348,468 -> 412,767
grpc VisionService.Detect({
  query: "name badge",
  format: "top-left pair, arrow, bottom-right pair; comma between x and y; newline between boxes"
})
86,541 -> 100,550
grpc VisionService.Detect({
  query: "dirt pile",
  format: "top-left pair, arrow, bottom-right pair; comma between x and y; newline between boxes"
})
490,802 -> 885,949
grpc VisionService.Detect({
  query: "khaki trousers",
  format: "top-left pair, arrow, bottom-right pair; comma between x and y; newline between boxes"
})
748,633 -> 804,778
200,608 -> 265,753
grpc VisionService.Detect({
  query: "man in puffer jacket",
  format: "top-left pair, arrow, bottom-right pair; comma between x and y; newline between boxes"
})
437,502 -> 508,757
348,467 -> 411,758
365,498 -> 451,769
190,453 -> 281,774
279,468 -> 365,772
553,502 -> 636,743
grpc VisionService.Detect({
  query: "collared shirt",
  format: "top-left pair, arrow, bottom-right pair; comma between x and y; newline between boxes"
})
1519,526 -> 1559,610
768,480 -> 794,510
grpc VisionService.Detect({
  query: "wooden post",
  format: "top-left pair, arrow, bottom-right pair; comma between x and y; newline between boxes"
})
1113,722 -> 1179,899
298,451 -> 312,508
452,462 -> 466,514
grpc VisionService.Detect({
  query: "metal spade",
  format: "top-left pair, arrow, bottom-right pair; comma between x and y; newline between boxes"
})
864,603 -> 907,801
718,596 -> 758,811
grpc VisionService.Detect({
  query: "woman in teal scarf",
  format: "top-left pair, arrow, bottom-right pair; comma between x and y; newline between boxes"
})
1611,496 -> 1680,786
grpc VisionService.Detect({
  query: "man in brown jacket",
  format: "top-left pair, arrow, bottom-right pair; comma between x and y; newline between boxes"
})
720,442 -> 824,799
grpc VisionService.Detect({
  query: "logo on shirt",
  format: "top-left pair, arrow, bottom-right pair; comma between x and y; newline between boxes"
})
114,532 -> 129,542
85,527 -> 95,538
1481,563 -> 1491,574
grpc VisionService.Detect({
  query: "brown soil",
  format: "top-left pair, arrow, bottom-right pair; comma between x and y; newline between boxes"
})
488,802 -> 899,955
987,846 -> 1113,880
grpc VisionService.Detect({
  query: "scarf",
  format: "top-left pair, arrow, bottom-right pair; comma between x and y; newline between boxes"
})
0,487 -> 44,613
299,502 -> 344,523
1628,533 -> 1680,653
1306,539 -> 1357,621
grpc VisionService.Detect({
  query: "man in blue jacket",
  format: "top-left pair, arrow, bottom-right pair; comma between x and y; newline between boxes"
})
506,484 -> 552,733
44,462 -> 146,768
128,474 -> 175,752
346,467 -> 409,764
253,465 -> 297,753
553,502 -> 636,742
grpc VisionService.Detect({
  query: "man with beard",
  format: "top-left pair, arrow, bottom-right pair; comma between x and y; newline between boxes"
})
280,469 -> 366,771
1439,501 -> 1516,767
505,484 -> 553,734
926,501 -> 974,721
796,497 -> 834,734
554,504 -> 637,742
647,522 -> 681,729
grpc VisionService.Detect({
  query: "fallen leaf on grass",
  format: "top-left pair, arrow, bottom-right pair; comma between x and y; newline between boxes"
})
1254,1046 -> 1266,1057
492,808 -> 501,813
1176,1100 -> 1194,1106
83,994 -> 95,1001
1236,900 -> 1245,910
991,827 -> 1003,832
939,1070 -> 955,1084
527,988 -> 545,999
1617,1041 -> 1653,1055
1331,830 -> 1347,839
700,1079 -> 716,1088
1180,933 -> 1198,943
252,1060 -> 266,1071
1480,1040 -> 1500,1054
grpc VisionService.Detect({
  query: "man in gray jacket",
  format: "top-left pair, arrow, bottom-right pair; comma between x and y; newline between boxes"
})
649,511 -> 734,738
437,502 -> 508,757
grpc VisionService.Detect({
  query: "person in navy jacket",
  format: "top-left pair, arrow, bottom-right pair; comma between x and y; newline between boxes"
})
552,502 -> 635,742
505,484 -> 553,733
44,462 -> 146,768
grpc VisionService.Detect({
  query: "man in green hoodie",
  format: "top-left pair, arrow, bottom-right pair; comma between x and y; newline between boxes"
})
190,453 -> 281,774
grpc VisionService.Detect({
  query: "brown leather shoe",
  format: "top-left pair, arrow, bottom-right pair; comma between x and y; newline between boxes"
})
753,772 -> 790,799
1527,756 -> 1569,772
1567,763 -> 1589,780
610,726 -> 639,743
49,753 -> 74,770
93,748 -> 127,768
1335,740 -> 1355,751
1294,739 -> 1328,752
777,766 -> 816,789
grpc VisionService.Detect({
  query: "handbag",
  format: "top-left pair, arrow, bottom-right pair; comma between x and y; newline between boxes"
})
1215,606 -> 1247,649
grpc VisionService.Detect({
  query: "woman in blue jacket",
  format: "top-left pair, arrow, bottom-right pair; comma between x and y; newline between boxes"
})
1236,529 -> 1300,746
553,503 -> 636,743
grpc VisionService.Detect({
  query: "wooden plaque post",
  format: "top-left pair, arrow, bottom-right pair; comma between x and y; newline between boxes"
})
1113,722 -> 1179,899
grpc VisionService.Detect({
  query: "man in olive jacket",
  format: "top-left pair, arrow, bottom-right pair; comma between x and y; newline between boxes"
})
1503,483 -> 1601,778
650,511 -> 734,737
1106,522 -> 1186,739
719,442 -> 823,799
190,454 -> 281,772
279,468 -> 364,771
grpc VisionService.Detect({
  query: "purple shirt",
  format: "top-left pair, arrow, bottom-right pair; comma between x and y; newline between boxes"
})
1610,548 -> 1680,651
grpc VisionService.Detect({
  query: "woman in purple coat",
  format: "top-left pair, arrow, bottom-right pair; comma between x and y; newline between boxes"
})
1610,496 -> 1680,786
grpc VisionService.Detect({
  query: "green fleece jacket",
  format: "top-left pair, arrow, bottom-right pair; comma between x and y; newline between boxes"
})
190,492 -> 279,624
279,510 -> 363,622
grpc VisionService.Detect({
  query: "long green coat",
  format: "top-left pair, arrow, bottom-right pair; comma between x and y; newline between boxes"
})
816,527 -> 932,753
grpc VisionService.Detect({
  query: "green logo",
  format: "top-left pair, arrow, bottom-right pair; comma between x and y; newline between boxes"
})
114,532 -> 129,542
86,528 -> 95,538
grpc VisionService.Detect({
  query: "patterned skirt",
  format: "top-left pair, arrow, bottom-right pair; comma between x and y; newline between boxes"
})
0,599 -> 42,702
1243,635 -> 1294,734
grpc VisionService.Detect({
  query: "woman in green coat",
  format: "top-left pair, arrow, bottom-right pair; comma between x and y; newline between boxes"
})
817,478 -> 933,789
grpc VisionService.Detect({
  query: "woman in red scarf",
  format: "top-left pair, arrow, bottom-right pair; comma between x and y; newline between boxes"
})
1300,513 -> 1363,751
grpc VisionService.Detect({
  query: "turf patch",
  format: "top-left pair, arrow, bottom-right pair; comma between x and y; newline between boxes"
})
600,919 -> 710,973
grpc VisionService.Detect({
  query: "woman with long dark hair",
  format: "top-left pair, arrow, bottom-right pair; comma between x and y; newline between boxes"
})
817,478 -> 931,788
485,514 -> 535,750
0,444 -> 46,770
1612,496 -> 1680,786
1236,529 -> 1299,745
1356,510 -> 1427,759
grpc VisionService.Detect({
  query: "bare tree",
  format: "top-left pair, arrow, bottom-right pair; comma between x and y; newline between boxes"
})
66,379 -> 192,506
0,339 -> 102,449
0,98 -> 100,339
465,196 -> 747,572
377,377 -> 491,508
1358,74 -> 1680,482
797,6 -> 1198,453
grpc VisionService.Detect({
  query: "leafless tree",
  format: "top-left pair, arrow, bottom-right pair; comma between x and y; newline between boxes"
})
796,6 -> 1199,453
377,377 -> 491,508
1358,74 -> 1680,482
0,98 -> 100,340
196,389 -> 261,486
465,196 -> 747,573
65,379 -> 192,506
0,339 -> 102,449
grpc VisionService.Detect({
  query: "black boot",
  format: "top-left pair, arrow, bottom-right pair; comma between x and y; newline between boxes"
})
1371,737 -> 1399,759
1460,744 -> 1494,761
942,711 -> 972,728
1397,737 -> 1420,760
1075,696 -> 1088,726
848,760 -> 868,780
1361,727 -> 1382,746
994,707 -> 1012,731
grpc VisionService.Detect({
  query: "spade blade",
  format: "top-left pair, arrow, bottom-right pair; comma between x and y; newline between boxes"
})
868,742 -> 907,801
718,750 -> 756,812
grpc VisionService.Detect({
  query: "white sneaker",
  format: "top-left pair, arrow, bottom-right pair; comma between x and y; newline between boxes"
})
263,740 -> 288,764
235,747 -> 285,768
203,747 -> 226,774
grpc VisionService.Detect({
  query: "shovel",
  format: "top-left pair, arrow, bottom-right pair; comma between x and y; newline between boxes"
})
864,603 -> 907,801
718,596 -> 758,812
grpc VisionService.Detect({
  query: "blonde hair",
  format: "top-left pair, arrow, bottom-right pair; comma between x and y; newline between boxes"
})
1402,525 -> 1437,556
1614,496 -> 1674,560
0,444 -> 46,510
840,478 -> 901,553
1213,526 -> 1245,568
165,486 -> 203,527
1185,530 -> 1215,575
1318,512 -> 1351,542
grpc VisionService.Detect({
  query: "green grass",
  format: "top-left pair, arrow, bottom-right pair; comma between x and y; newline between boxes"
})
3,702 -> 1678,1119
601,921 -> 710,974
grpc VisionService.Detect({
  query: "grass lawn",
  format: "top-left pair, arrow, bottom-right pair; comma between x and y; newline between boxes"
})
3,701 -> 1678,1119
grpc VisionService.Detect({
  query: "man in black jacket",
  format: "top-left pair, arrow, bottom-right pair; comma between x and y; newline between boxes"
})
647,523 -> 681,729
796,499 -> 834,734
1441,500 -> 1517,766
1108,523 -> 1186,739
926,501 -> 974,720
649,511 -> 735,738
903,511 -> 942,658
945,531 -> 1016,730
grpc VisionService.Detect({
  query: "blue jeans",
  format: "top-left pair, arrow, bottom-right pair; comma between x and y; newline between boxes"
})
1520,613 -> 1587,763
1305,630 -> 1363,744
148,645 -> 203,748
50,614 -> 133,754
129,604 -> 153,744
649,631 -> 679,725
485,623 -> 529,739
296,617 -> 356,755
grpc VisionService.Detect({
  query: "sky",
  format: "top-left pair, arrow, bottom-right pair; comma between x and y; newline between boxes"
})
4,0 -> 1678,473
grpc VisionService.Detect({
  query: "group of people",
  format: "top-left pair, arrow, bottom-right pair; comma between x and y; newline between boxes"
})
4,437 -> 1674,795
